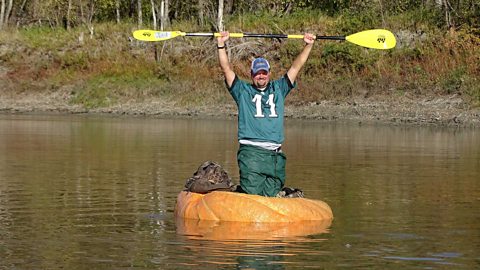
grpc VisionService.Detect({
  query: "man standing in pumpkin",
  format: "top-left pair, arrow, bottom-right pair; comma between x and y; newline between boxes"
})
217,31 -> 315,197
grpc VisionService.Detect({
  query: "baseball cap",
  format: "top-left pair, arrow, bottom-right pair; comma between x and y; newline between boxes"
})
251,57 -> 270,75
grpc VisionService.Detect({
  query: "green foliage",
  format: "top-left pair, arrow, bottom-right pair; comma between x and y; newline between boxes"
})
335,8 -> 383,33
319,43 -> 378,74
70,72 -> 168,109
440,67 -> 467,95
59,51 -> 90,70
438,67 -> 480,106
467,79 -> 480,106
19,26 -> 75,49
71,84 -> 114,109
227,9 -> 330,33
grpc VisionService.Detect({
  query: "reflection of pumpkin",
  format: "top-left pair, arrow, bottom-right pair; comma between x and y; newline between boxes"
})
175,191 -> 333,222
176,218 -> 332,240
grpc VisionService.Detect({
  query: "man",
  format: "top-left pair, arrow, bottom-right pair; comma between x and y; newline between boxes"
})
217,31 -> 315,197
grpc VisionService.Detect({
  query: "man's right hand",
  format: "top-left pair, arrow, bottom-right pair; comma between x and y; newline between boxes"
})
217,31 -> 230,46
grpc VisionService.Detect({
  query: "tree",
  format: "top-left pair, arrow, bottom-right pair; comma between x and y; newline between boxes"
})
161,0 -> 169,28
115,0 -> 120,23
217,0 -> 223,30
66,0 -> 72,30
137,0 -> 142,27
150,0 -> 157,29
198,0 -> 204,26
435,0 -> 452,28
0,0 -> 14,29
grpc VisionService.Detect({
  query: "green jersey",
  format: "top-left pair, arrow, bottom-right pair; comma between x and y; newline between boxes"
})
228,74 -> 296,144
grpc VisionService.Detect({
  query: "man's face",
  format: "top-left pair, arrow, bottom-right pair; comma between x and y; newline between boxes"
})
251,70 -> 270,89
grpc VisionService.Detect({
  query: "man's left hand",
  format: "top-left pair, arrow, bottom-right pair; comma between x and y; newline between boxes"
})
304,33 -> 315,44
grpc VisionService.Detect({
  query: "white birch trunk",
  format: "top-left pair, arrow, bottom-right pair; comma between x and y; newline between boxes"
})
150,0 -> 157,30
67,0 -> 72,30
0,0 -> 6,29
137,0 -> 142,27
163,0 -> 169,27
198,0 -> 204,26
116,0 -> 120,23
160,0 -> 164,30
217,0 -> 224,31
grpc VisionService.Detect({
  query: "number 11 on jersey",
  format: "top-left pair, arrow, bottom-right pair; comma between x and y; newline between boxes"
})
252,94 -> 277,118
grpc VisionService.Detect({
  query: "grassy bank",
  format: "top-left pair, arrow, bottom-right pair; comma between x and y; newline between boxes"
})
0,10 -> 479,111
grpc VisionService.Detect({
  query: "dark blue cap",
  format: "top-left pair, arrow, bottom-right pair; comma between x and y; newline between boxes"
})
251,57 -> 270,75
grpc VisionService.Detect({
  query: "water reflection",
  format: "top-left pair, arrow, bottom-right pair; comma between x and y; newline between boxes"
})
174,218 -> 332,269
176,218 -> 332,240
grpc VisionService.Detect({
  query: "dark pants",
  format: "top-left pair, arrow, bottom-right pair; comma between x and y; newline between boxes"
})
237,144 -> 286,197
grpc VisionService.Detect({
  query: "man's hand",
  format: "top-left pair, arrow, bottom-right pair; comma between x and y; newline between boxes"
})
304,33 -> 315,45
217,31 -> 230,46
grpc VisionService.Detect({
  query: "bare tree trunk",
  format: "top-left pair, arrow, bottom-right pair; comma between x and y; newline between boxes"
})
129,0 -> 135,18
116,0 -> 120,23
87,0 -> 95,38
1,0 -> 13,28
6,0 -> 12,23
443,0 -> 452,28
137,0 -> 142,27
158,0 -> 166,62
160,0 -> 165,30
67,0 -> 72,30
163,0 -> 169,27
19,0 -> 28,14
437,0 -> 452,28
150,0 -> 156,30
0,0 -> 6,29
217,0 -> 224,31
80,0 -> 84,23
15,0 -> 28,26
283,2 -> 293,15
198,0 -> 204,26
151,0 -> 160,62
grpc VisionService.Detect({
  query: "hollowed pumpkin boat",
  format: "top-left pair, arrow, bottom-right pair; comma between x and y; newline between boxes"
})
174,191 -> 333,223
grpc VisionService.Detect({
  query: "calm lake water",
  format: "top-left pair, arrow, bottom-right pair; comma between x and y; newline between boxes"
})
0,114 -> 479,269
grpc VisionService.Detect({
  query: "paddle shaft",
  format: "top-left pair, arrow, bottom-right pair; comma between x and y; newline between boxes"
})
186,32 -> 346,41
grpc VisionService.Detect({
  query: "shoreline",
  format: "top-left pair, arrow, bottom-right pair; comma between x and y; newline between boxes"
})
1,92 -> 479,128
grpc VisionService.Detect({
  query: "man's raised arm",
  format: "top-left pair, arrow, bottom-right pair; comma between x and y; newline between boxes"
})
217,31 -> 235,88
287,33 -> 316,84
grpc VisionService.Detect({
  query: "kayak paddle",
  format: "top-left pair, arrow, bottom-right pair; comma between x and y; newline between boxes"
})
133,29 -> 396,50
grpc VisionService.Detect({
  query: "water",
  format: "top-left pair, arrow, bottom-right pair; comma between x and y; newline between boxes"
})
0,114 -> 478,269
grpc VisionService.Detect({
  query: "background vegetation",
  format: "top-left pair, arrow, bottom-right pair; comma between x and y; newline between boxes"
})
0,0 -> 478,109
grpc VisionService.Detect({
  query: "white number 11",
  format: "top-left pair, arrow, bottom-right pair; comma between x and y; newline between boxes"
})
252,94 -> 277,118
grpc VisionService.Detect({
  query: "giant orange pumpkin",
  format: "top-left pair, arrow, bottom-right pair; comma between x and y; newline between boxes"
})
174,191 -> 333,222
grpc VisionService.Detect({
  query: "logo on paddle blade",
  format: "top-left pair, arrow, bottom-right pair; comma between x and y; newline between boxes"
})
154,32 -> 171,39
377,35 -> 386,43
142,32 -> 151,37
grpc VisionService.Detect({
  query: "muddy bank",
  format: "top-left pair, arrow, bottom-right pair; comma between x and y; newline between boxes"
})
0,91 -> 479,128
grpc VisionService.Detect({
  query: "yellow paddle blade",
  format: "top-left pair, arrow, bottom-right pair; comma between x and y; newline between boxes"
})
346,29 -> 396,49
133,30 -> 185,41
